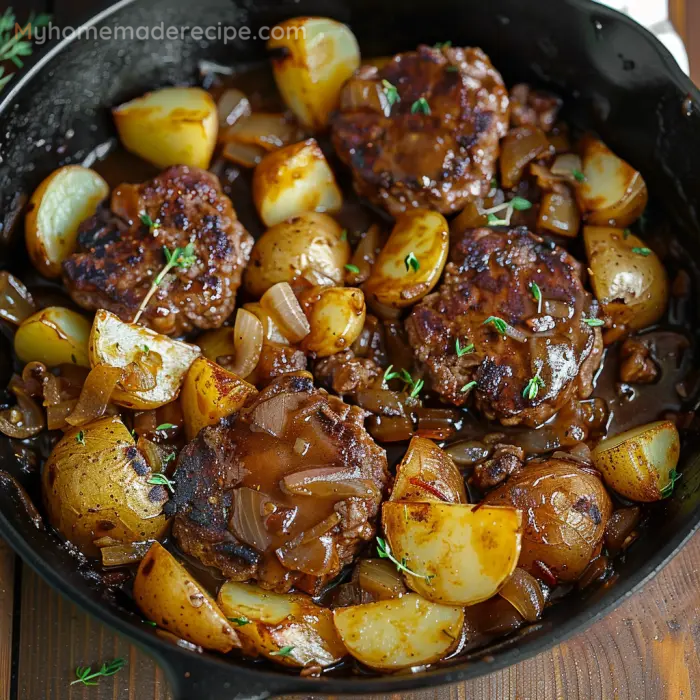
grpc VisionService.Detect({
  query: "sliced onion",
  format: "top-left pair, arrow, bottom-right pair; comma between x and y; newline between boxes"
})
243,303 -> 289,345
339,78 -> 391,116
137,436 -> 175,473
222,113 -> 298,151
66,364 -> 123,427
248,391 -> 307,438
260,282 -> 310,343
358,559 -> 406,601
119,350 -> 162,392
230,487 -> 273,552
450,200 -> 488,235
101,540 -> 153,568
222,141 -> 266,168
538,189 -> 580,238
217,88 -> 252,127
346,224 -> 384,285
227,308 -> 263,379
498,567 -> 545,622
46,399 -> 79,430
500,126 -> 551,188
488,320 -> 528,343
0,384 -> 45,438
605,506 -> 641,554
282,467 -> 380,499
0,271 -> 36,325
415,407 -> 460,440
445,440 -> 490,466
301,266 -> 336,287
367,414 -> 414,442
133,409 -> 158,436
551,153 -> 583,179
353,389 -> 405,417
276,532 -> 335,576
543,299 -> 574,319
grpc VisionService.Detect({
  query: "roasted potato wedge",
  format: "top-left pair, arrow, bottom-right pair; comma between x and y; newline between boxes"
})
42,416 -> 169,556
252,139 -> 343,227
390,436 -> 467,504
268,17 -> 360,130
300,286 -> 366,358
89,309 -> 200,410
592,420 -> 680,502
576,135 -> 648,227
134,542 -> 239,653
584,226 -> 668,330
218,581 -> 346,667
245,212 -> 349,297
364,209 -> 449,309
382,502 -> 521,605
196,327 -> 235,362
181,357 -> 257,440
483,460 -> 612,582
25,166 -> 109,278
14,306 -> 91,367
113,87 -> 218,169
333,594 -> 463,670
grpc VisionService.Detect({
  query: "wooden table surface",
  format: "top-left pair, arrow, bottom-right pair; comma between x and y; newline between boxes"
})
2,1 -> 700,699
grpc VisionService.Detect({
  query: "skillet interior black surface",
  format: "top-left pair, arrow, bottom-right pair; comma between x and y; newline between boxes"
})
2,0 -> 700,697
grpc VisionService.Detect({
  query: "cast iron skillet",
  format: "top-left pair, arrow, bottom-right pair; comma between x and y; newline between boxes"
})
1,0 -> 700,697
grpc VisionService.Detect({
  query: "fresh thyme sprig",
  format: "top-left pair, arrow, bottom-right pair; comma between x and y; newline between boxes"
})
583,317 -> 605,327
376,537 -> 433,583
455,338 -> 474,357
482,196 -> 532,227
381,79 -> 399,107
530,282 -> 542,314
661,469 -> 681,498
404,252 -> 420,272
483,316 -> 508,334
147,472 -> 175,493
523,369 -> 545,400
383,365 -> 423,397
71,658 -> 126,686
133,243 -> 196,324
270,645 -> 295,657
0,10 -> 52,92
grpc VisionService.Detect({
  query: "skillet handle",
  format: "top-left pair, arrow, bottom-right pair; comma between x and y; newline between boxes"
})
156,651 -> 292,700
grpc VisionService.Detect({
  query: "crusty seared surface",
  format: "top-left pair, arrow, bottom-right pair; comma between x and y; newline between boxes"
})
406,227 -> 603,427
166,374 -> 389,594
62,166 -> 253,336
331,45 -> 509,216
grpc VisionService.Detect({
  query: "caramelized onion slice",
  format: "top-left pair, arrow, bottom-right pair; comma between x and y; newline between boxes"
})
498,567 -> 545,622
357,559 -> 407,601
0,271 -> 36,325
216,88 -> 252,127
500,126 -> 551,188
230,487 -> 273,553
346,224 -> 384,285
260,282 -> 310,343
119,350 -> 162,392
66,363 -> 123,427
229,308 -> 263,379
222,113 -> 299,151
46,399 -> 79,430
282,467 -> 380,499
0,384 -> 45,438
101,540 -> 154,568
222,141 -> 266,168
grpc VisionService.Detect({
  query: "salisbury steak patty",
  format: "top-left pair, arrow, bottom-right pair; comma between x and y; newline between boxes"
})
166,374 -> 389,593
331,44 -> 509,216
406,227 -> 603,427
62,166 -> 253,336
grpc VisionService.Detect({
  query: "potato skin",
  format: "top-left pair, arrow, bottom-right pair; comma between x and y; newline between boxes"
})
181,357 -> 257,440
584,226 -> 668,331
364,209 -> 449,309
483,459 -> 612,581
300,286 -> 366,358
134,542 -> 239,652
244,212 -> 349,297
42,416 -> 169,557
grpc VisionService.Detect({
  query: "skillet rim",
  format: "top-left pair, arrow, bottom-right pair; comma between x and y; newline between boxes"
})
1,0 -> 700,695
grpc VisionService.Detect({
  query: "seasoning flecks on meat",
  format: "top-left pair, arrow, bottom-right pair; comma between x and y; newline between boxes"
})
62,166 -> 253,336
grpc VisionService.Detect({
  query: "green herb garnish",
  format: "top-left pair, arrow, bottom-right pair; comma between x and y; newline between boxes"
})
156,423 -> 175,432
510,196 -> 532,211
344,263 -> 360,274
0,10 -> 52,92
147,472 -> 175,493
71,659 -> 126,686
523,370 -> 545,400
142,344 -> 150,355
482,197 -> 531,226
661,469 -> 681,498
632,247 -> 652,256
455,338 -> 475,357
404,252 -> 420,272
483,316 -> 508,334
445,65 -> 459,72
433,40 -> 452,48
228,616 -> 250,626
410,97 -> 431,115
583,317 -> 605,327
460,380 -> 477,394
530,282 -> 542,314
270,646 -> 295,657
381,79 -> 399,107
572,169 -> 585,182
377,537 -> 432,582
409,378 -> 424,399
623,228 -> 631,239
139,212 -> 159,232
75,431 -> 85,446
133,243 -> 196,323
340,229 -> 348,241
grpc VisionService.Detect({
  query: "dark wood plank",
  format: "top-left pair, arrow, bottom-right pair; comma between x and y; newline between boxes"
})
0,540 -> 14,700
11,530 -> 700,699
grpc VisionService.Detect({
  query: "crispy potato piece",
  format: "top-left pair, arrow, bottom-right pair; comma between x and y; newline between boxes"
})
382,502 -> 521,605
364,209 -> 449,309
268,17 -> 360,130
14,306 -> 91,367
25,166 -> 109,278
113,87 -> 218,169
217,581 -> 346,667
89,309 -> 200,410
252,139 -> 343,227
134,542 -> 239,652
390,436 -> 466,504
196,327 -> 235,362
333,594 -> 463,670
181,357 -> 257,440
42,416 -> 168,556
576,135 -> 648,227
584,226 -> 668,330
592,420 -> 680,502
244,212 -> 349,297
300,286 -> 366,358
